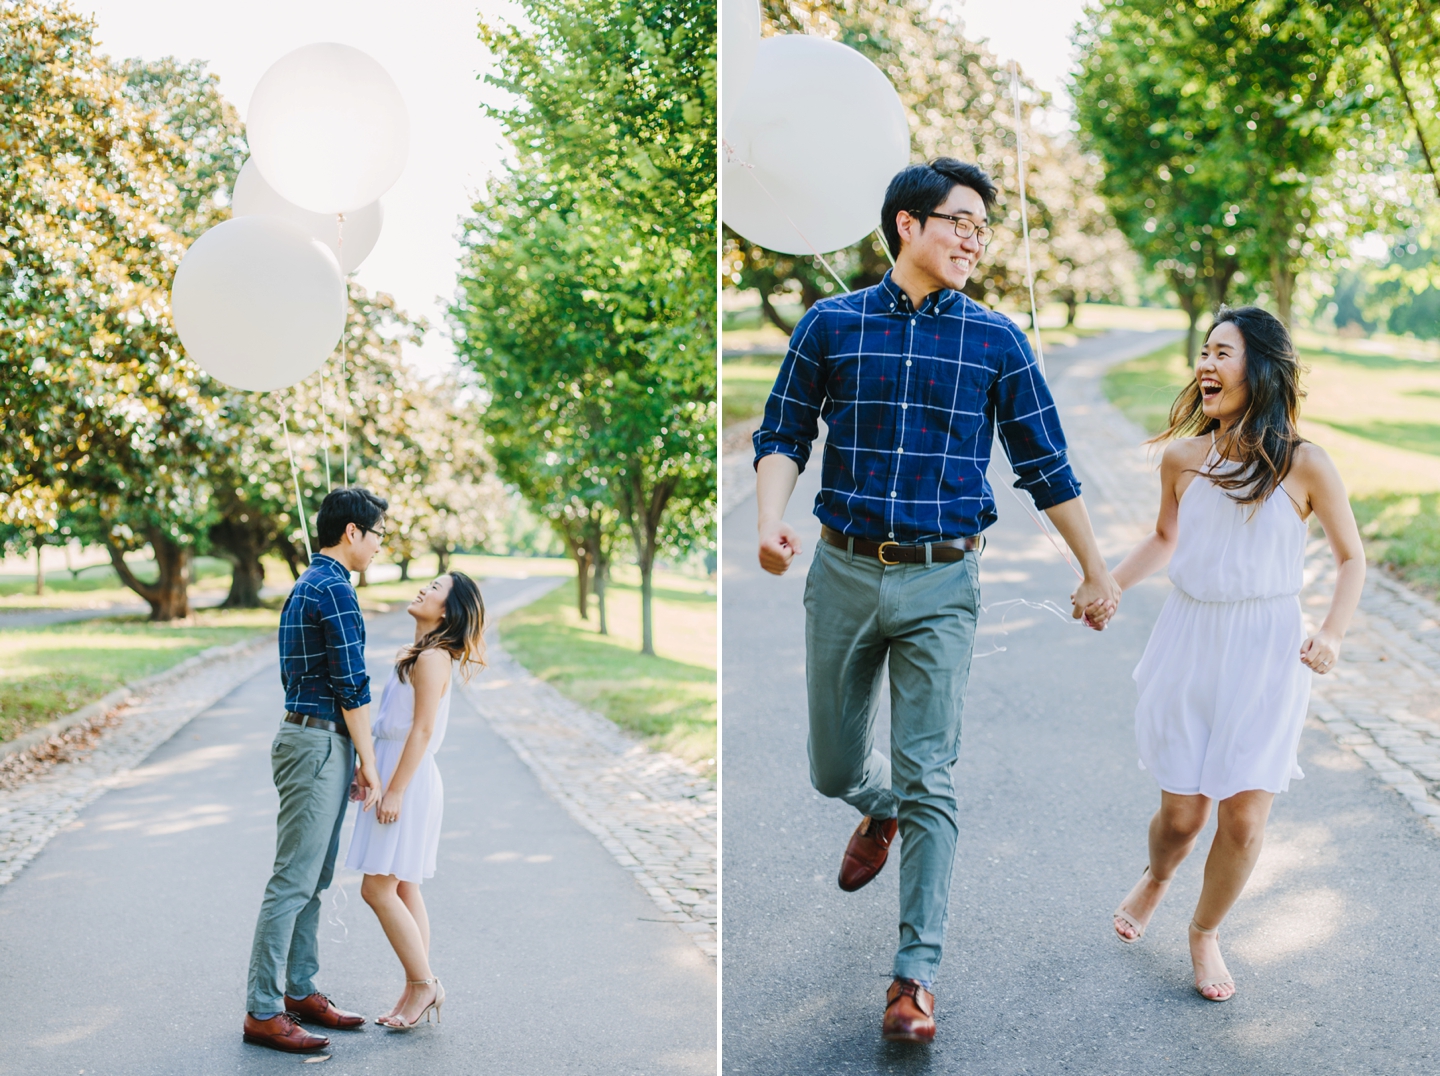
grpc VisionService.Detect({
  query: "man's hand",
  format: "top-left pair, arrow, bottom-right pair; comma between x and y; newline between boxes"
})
1071,570 -> 1121,632
356,761 -> 382,812
759,520 -> 803,575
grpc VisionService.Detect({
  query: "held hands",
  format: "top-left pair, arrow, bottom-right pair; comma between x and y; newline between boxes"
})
758,520 -> 803,576
1301,630 -> 1341,674
355,762 -> 382,812
1071,570 -> 1122,632
376,787 -> 404,825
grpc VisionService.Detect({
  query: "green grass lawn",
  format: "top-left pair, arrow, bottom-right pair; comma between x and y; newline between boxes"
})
494,568 -> 716,773
0,608 -> 279,744
0,555 -> 238,610
722,356 -> 783,428
1102,336 -> 1440,599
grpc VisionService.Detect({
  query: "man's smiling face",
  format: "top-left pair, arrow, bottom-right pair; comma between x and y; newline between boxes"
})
894,184 -> 987,295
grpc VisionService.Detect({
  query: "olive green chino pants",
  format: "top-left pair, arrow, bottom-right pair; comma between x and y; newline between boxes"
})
804,538 -> 981,985
246,723 -> 354,1015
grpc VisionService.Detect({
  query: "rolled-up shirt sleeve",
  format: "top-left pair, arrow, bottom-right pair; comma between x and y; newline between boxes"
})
752,306 -> 828,473
316,580 -> 372,711
992,330 -> 1083,511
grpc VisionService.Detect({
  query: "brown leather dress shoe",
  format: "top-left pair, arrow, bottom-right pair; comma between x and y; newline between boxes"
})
285,991 -> 366,1030
838,815 -> 899,892
242,1012 -> 331,1053
882,978 -> 936,1043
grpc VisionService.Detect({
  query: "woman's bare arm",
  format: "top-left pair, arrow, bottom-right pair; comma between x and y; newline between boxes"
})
1292,443 -> 1365,673
1110,439 -> 1197,592
377,649 -> 450,824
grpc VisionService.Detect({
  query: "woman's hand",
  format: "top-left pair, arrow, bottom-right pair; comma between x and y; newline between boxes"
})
377,787 -> 405,825
1301,630 -> 1341,674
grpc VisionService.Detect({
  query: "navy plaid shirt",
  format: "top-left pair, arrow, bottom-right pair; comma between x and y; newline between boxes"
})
752,271 -> 1082,543
279,554 -> 371,718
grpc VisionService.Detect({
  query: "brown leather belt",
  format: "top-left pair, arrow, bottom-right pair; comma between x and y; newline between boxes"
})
821,525 -> 980,565
284,712 -> 350,738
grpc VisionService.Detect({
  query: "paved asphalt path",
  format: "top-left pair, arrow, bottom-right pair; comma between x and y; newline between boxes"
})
722,333 -> 1440,1074
0,576 -> 715,1075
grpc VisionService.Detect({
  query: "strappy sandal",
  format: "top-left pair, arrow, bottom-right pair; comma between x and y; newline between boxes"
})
1189,920 -> 1236,1002
377,977 -> 445,1029
1113,866 -> 1168,944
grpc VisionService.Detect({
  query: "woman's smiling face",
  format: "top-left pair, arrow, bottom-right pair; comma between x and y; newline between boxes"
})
1197,320 -> 1250,424
408,574 -> 453,624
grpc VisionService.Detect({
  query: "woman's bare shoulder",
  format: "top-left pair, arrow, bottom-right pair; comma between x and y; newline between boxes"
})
1160,435 -> 1210,468
1288,440 -> 1340,483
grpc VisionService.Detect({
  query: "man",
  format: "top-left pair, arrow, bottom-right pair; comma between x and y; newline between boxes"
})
243,487 -> 389,1053
753,158 -> 1120,1043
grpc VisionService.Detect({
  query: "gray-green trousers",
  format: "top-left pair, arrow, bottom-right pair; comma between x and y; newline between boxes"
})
804,538 -> 981,984
246,723 -> 354,1014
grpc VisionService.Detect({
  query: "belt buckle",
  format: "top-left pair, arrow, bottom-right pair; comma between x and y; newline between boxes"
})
876,540 -> 900,566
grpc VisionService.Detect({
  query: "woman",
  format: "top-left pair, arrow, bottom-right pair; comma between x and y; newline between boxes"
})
1101,306 -> 1364,1001
345,570 -> 486,1028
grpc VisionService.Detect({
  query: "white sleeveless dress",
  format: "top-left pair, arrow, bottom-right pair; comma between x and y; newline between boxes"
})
345,664 -> 452,882
1132,444 -> 1312,801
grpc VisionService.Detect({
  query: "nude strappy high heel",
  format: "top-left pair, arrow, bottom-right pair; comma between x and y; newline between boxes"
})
377,977 -> 445,1029
1112,866 -> 1168,944
1189,920 -> 1235,1002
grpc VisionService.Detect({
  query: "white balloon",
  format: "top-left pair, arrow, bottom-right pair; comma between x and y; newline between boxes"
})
246,42 -> 409,214
171,216 -> 346,392
723,35 -> 910,255
721,0 -> 759,130
231,158 -> 383,274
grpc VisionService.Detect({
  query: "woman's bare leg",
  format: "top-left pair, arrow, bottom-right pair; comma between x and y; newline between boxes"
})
1189,789 -> 1274,1000
398,881 -> 430,955
362,874 -> 437,1023
1114,792 -> 1211,940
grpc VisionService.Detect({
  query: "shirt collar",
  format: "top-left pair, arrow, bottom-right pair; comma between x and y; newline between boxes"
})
876,269 -> 961,317
312,553 -> 350,578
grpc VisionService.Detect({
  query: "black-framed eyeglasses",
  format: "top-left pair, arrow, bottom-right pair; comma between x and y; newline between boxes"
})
927,212 -> 992,246
362,525 -> 387,541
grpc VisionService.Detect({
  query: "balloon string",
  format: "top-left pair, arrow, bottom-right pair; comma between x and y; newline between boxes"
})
973,596 -> 1083,659
318,368 -> 334,492
1004,480 -> 1082,580
337,213 -> 350,488
278,392 -> 313,560
874,225 -> 896,267
723,139 -> 851,293
1010,60 -> 1046,379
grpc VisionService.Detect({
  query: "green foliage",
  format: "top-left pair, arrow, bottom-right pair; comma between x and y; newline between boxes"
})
724,0 -> 1135,331
453,0 -> 716,654
1352,491 -> 1440,597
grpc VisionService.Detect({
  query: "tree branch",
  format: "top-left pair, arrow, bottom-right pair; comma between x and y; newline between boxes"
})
1362,0 -> 1440,199
105,539 -> 160,605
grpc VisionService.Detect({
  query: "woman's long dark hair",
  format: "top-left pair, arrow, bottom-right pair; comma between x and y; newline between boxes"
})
396,571 -> 487,683
1151,305 -> 1306,506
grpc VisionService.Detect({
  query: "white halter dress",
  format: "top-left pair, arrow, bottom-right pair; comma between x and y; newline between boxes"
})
1132,443 -> 1312,801
345,663 -> 452,882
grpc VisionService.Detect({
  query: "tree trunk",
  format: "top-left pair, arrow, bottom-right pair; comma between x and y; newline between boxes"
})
357,569 -> 368,587
758,287 -> 798,335
1171,271 -> 1204,367
209,516 -> 266,609
33,534 -> 44,596
274,535 -> 309,581
107,530 -> 191,620
621,473 -> 678,657
594,550 -> 609,636
1064,291 -> 1079,328
433,544 -> 451,575
398,557 -> 411,582
1269,254 -> 1296,327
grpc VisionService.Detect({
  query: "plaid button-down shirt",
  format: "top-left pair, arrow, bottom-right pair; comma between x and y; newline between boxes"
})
752,271 -> 1082,543
279,554 -> 371,718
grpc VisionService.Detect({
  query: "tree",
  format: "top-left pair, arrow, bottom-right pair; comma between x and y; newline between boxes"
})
722,0 -> 1134,329
1074,0 -> 1376,343
0,2 -> 224,620
455,0 -> 716,655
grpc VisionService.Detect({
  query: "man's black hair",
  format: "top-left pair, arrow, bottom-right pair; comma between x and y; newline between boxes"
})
316,487 -> 389,549
880,157 -> 999,259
